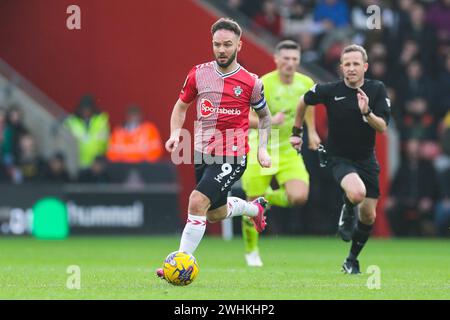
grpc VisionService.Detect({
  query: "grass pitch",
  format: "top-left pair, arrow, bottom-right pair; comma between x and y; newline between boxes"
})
0,236 -> 448,299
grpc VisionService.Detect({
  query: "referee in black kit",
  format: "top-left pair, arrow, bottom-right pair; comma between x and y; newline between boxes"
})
290,44 -> 390,274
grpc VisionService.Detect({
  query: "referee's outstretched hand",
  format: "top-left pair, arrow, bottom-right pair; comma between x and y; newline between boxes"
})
357,88 -> 370,114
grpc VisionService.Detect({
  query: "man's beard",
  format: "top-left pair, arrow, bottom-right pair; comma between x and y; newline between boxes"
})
216,50 -> 237,68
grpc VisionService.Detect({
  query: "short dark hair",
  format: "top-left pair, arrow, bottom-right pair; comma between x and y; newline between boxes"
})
211,18 -> 242,37
75,94 -> 99,116
275,40 -> 300,53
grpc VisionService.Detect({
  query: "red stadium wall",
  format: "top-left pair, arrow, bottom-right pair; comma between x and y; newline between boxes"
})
0,0 -> 389,236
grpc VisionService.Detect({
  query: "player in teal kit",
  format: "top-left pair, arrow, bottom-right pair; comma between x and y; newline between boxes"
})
241,40 -> 321,266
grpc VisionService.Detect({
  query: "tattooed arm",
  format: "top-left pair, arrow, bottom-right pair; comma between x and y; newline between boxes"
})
255,106 -> 272,168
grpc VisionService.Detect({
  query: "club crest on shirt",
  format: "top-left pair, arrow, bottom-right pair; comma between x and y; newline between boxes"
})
233,86 -> 243,97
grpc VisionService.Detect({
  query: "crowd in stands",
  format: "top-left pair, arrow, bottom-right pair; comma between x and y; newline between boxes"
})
224,0 -> 450,236
0,94 -> 164,185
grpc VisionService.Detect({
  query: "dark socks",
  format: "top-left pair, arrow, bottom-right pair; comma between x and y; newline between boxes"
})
348,220 -> 373,261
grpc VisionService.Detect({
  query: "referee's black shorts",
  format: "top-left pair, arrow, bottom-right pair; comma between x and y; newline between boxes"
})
329,153 -> 380,199
194,152 -> 247,210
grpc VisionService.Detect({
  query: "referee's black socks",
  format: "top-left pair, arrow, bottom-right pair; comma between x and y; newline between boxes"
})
348,220 -> 373,261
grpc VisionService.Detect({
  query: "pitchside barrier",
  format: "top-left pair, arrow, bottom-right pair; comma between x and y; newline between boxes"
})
0,162 -> 180,236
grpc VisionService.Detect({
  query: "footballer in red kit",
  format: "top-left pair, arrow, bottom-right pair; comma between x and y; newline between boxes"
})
157,19 -> 272,280
179,60 -> 267,156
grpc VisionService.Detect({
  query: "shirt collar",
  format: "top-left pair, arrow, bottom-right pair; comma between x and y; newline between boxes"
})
214,61 -> 241,78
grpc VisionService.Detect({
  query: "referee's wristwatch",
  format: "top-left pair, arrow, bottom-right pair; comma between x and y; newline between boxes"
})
362,107 -> 372,117
292,126 -> 304,137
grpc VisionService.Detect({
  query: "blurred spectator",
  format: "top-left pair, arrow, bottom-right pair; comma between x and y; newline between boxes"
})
435,167 -> 450,236
64,95 -> 110,169
106,105 -> 163,163
0,107 -> 13,166
435,53 -> 450,119
426,0 -> 450,43
313,0 -> 353,61
13,134 -> 45,184
281,1 -> 321,37
0,162 -> 9,182
298,32 -> 320,64
227,0 -> 242,10
368,42 -> 388,62
404,2 -> 438,72
399,97 -> 437,141
6,104 -> 29,164
228,0 -> 262,18
397,60 -> 434,115
313,0 -> 350,30
388,0 -> 414,47
433,111 -> 450,236
78,156 -> 110,183
387,139 -> 441,236
397,0 -> 414,27
367,42 -> 395,85
322,40 -> 351,75
42,152 -> 71,183
252,0 -> 282,36
367,59 -> 388,83
441,111 -> 450,156
288,0 -> 311,20
396,39 -> 420,76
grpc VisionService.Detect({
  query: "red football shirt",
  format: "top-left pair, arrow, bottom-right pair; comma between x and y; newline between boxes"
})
179,61 -> 266,156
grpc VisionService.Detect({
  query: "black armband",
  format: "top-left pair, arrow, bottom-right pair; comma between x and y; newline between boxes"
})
292,126 -> 304,137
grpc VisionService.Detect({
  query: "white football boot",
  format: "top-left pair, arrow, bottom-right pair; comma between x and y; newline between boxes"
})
245,250 -> 263,267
